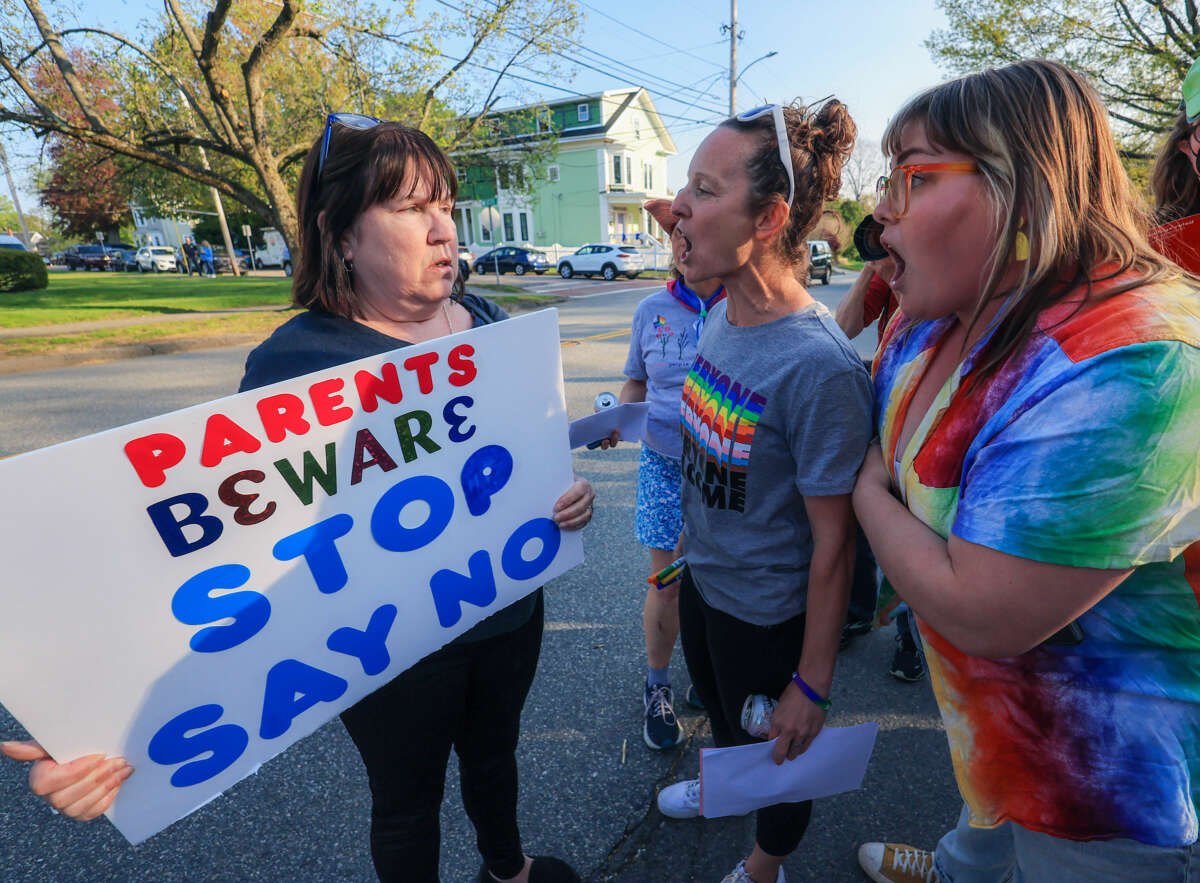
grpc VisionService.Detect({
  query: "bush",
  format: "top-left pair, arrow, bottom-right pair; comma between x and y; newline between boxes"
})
0,249 -> 48,291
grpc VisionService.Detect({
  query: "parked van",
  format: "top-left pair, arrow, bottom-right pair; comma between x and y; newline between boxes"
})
253,227 -> 292,275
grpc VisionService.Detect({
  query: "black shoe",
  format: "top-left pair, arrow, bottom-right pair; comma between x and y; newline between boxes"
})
477,855 -> 581,883
684,683 -> 705,711
643,681 -> 683,749
839,616 -> 872,651
890,632 -> 926,682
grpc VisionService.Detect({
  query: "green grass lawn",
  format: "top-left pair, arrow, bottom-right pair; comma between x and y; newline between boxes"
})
0,271 -> 561,357
0,272 -> 294,328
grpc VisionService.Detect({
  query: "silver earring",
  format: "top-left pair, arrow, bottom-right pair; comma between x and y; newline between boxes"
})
343,257 -> 354,273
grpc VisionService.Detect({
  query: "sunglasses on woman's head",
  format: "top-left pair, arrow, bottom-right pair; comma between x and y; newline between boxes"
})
736,104 -> 795,207
318,112 -> 383,180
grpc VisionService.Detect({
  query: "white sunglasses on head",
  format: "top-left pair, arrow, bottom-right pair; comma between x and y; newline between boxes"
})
735,104 -> 794,207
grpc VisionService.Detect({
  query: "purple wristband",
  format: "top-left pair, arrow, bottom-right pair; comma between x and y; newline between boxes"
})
792,672 -> 831,711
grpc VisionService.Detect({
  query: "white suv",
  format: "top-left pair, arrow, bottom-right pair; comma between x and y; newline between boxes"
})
135,246 -> 178,273
557,244 -> 643,281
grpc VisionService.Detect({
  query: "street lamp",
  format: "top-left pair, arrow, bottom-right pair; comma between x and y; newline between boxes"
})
734,50 -> 777,110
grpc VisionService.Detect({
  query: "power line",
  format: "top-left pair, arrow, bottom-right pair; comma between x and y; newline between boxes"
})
575,0 -> 727,70
429,0 -> 728,116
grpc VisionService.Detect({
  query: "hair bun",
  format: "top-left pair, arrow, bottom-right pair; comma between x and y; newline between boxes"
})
808,99 -> 856,199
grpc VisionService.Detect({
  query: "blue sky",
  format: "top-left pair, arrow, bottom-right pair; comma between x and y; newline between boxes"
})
1,0 -> 951,211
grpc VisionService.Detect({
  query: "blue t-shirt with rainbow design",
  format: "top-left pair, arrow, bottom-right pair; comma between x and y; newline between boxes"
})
678,299 -> 872,625
873,274 -> 1200,847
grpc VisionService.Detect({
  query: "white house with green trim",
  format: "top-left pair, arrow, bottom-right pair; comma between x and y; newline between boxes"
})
453,87 -> 677,253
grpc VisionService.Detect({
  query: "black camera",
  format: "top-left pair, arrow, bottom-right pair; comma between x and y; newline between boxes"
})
854,215 -> 889,262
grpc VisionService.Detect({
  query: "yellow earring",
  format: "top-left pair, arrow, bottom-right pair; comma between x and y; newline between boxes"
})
1015,218 -> 1030,262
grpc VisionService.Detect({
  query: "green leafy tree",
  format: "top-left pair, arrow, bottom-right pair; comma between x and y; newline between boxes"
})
0,0 -> 579,252
928,0 -> 1196,159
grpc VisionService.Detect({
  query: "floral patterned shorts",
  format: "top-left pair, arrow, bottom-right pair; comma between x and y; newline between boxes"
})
635,445 -> 683,551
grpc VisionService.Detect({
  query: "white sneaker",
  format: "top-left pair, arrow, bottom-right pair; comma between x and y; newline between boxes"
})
656,778 -> 700,818
720,858 -> 785,883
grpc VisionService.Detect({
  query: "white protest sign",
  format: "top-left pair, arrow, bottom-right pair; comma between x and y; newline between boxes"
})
0,308 -> 582,845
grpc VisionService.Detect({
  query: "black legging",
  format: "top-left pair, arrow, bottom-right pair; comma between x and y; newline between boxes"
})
678,568 -> 813,857
340,591 -> 544,882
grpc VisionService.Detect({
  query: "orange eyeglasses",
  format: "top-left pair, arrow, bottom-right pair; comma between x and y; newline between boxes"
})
875,162 -> 979,218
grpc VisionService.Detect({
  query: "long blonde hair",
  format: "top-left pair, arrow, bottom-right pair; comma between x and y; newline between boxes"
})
884,59 -> 1182,384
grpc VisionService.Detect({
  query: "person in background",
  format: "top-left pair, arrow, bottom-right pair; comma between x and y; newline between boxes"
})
1151,53 -> 1200,224
1,116 -> 594,883
183,237 -> 199,276
199,240 -> 215,277
855,60 -> 1200,883
655,98 -> 872,883
600,197 -> 724,750
832,255 -> 924,682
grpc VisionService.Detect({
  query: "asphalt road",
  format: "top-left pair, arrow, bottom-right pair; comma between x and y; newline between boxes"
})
0,270 -> 959,882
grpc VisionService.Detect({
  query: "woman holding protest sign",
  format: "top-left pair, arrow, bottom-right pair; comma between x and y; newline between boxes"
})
854,61 -> 1200,883
2,116 -> 592,883
653,99 -> 873,883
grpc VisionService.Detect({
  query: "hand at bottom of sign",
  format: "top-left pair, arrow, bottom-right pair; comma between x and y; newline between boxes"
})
1,740 -> 132,820
552,475 -> 595,532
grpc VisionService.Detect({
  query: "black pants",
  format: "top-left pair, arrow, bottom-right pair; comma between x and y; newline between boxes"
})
678,569 -> 813,857
339,592 -> 544,882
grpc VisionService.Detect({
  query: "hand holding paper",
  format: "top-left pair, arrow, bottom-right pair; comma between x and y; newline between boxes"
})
699,723 -> 878,818
768,683 -> 827,764
568,402 -> 650,450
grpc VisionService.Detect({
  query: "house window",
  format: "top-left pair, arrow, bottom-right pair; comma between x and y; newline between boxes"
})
464,208 -> 474,242
498,166 -> 510,189
578,103 -> 590,122
548,165 -> 560,183
503,213 -> 515,241
519,213 -> 529,241
613,154 -> 622,184
625,155 -> 632,186
481,217 -> 492,242
634,120 -> 641,141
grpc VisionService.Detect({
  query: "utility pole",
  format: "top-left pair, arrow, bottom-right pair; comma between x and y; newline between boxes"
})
0,140 -> 32,247
721,0 -> 743,116
197,143 -> 241,276
178,90 -> 240,275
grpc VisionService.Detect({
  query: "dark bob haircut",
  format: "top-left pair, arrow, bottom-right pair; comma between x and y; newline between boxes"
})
292,121 -> 458,318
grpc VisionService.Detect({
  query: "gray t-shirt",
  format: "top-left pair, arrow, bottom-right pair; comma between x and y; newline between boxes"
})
624,288 -> 710,459
679,299 -> 873,625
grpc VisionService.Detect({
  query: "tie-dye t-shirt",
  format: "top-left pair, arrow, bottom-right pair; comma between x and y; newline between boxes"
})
873,274 -> 1200,847
679,299 -> 872,625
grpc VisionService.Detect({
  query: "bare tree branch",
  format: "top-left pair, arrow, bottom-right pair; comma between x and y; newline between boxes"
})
22,0 -> 110,133
56,27 -> 220,139
241,0 -> 298,164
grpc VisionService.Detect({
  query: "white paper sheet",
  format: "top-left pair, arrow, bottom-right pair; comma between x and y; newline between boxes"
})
699,723 -> 879,817
568,402 -> 650,449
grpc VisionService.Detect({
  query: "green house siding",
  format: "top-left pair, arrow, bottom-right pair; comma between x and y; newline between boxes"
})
453,89 -> 675,248
531,149 -> 601,244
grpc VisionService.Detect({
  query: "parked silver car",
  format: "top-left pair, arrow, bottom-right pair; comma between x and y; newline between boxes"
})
135,246 -> 178,273
557,244 -> 643,281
